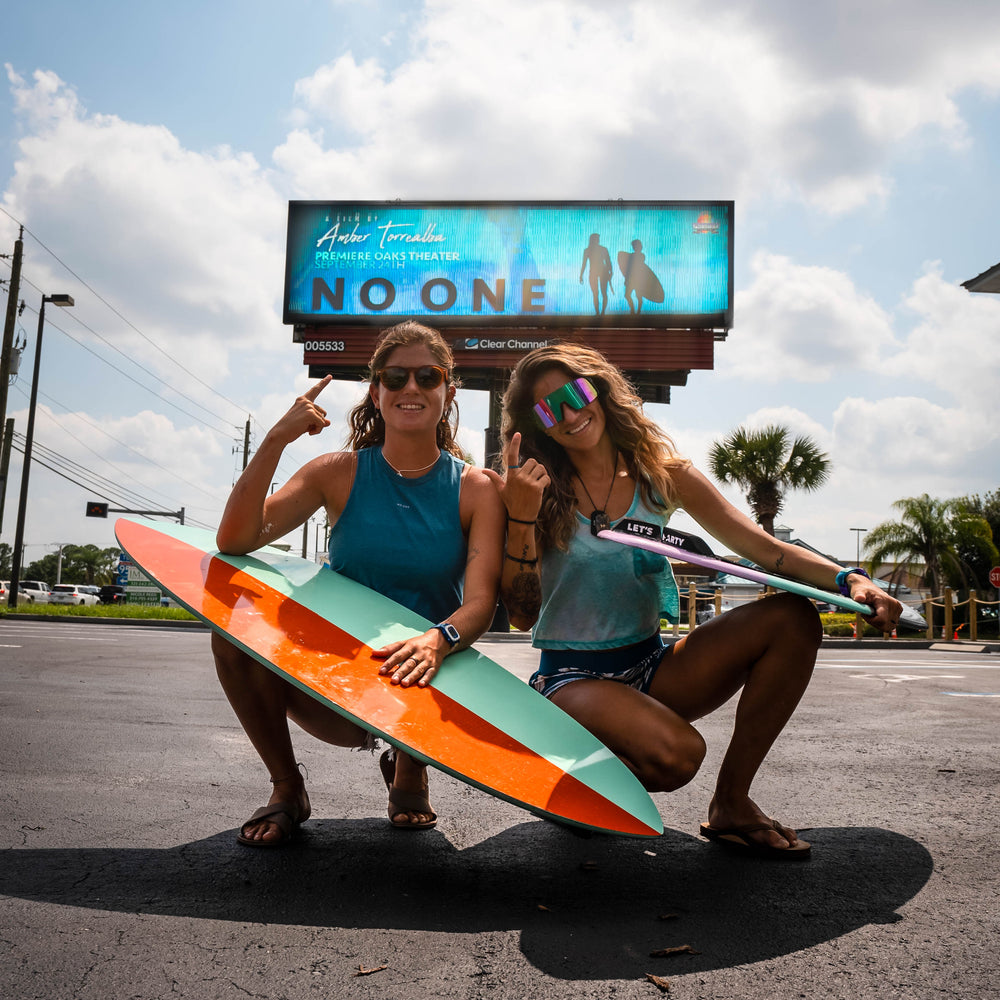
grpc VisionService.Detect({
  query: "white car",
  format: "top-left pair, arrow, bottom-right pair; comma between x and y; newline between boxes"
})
18,580 -> 52,604
50,584 -> 101,606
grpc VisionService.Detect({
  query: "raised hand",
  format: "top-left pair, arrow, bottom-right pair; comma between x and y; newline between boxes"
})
270,375 -> 333,445
483,432 -> 550,523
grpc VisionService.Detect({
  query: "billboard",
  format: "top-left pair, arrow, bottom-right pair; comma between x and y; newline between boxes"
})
284,201 -> 733,330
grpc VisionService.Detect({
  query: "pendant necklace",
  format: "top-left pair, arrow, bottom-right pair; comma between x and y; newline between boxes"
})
575,451 -> 619,534
382,448 -> 440,477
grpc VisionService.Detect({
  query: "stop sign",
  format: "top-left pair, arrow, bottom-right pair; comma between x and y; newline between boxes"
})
991,566 -> 1000,588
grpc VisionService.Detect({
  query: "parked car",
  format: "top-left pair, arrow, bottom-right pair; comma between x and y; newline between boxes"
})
50,584 -> 101,606
18,580 -> 52,604
98,584 -> 127,605
0,580 -> 8,602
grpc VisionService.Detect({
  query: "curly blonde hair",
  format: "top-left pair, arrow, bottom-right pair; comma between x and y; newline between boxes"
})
346,320 -> 464,457
498,343 -> 689,551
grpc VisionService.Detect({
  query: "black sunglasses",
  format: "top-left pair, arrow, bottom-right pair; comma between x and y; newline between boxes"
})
375,365 -> 449,391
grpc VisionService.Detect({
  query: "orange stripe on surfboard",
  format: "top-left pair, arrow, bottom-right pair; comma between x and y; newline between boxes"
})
129,524 -> 659,837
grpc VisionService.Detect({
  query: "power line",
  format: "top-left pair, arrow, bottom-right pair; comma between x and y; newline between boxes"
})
9,431 -> 216,532
36,389 -> 225,501
15,282 -> 240,439
7,380 -> 228,504
14,429 -> 178,510
0,206 -> 253,421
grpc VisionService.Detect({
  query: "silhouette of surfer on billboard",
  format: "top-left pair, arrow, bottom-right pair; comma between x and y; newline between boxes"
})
617,238 -> 665,314
579,233 -> 614,315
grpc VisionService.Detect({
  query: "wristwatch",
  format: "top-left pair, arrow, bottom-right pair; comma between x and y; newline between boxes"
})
434,621 -> 461,647
835,567 -> 870,596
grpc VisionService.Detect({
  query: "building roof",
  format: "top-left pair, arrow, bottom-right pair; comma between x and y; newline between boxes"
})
962,262 -> 1000,293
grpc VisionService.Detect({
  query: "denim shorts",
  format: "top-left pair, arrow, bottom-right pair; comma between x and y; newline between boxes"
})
529,633 -> 666,699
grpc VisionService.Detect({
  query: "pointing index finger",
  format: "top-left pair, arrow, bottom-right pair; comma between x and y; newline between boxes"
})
303,374 -> 333,402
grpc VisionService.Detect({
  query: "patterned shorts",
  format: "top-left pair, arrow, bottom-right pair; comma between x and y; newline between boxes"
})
529,633 -> 666,699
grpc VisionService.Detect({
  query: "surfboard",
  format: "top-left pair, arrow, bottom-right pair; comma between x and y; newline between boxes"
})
114,517 -> 663,837
617,250 -> 665,303
596,517 -> 926,629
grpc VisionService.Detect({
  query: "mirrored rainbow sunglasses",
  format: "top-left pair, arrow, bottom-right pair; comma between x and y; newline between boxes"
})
532,377 -> 599,428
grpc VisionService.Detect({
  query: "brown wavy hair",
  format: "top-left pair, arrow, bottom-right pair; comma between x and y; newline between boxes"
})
498,343 -> 689,551
346,320 -> 464,457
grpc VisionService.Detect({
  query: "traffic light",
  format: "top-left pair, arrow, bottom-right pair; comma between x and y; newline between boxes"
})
86,501 -> 109,518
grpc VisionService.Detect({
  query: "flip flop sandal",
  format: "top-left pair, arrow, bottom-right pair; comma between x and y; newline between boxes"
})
699,818 -> 811,860
380,749 -> 437,831
237,802 -> 303,848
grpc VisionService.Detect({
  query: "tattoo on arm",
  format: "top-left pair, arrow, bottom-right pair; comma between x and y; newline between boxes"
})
775,553 -> 785,573
506,571 -> 542,619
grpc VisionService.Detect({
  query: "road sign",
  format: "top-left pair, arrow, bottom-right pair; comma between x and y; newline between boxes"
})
990,566 -> 1000,588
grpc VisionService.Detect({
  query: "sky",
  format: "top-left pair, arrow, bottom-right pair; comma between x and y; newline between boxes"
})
2,0 -> 999,570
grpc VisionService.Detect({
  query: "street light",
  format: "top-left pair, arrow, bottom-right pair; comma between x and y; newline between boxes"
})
7,293 -> 74,608
850,527 -> 867,566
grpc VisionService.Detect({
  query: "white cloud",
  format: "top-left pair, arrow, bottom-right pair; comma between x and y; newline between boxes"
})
720,252 -> 898,382
4,66 -> 287,393
892,264 -> 1000,420
277,0 -> 1000,211
5,3 -> 1000,557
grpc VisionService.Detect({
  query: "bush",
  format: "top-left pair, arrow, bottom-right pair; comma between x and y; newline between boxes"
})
820,613 -> 881,637
0,603 -> 198,622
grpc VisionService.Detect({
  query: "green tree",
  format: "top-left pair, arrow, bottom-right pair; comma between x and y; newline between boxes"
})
864,494 -> 997,596
23,544 -> 121,585
953,490 -> 1000,591
64,544 -> 120,585
23,551 -> 60,583
707,424 -> 831,536
0,542 -> 11,577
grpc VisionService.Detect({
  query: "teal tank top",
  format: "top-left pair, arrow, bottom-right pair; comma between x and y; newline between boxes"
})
533,488 -> 679,650
328,447 -> 467,623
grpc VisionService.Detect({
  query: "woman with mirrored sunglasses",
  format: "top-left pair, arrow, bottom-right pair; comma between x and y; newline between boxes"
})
213,321 -> 505,845
487,343 -> 899,860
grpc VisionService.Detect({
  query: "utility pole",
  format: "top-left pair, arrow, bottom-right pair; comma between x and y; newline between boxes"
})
0,417 -> 13,532
243,416 -> 251,470
0,227 -> 24,532
0,226 -> 25,434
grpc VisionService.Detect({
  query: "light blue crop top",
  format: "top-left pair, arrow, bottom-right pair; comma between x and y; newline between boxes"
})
533,488 -> 679,650
328,447 -> 467,623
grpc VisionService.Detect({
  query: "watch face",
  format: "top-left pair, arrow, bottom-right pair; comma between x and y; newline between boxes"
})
439,622 -> 460,645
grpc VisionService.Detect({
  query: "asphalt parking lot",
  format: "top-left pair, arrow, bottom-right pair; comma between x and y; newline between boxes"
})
1,620 -> 998,999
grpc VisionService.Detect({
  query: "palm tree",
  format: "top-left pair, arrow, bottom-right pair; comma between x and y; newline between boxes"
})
865,494 -> 997,596
707,424 -> 831,535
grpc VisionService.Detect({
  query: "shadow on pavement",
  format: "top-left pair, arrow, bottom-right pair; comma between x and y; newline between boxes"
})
2,820 -> 931,980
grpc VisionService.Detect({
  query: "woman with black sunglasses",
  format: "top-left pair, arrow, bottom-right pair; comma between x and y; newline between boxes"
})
213,321 -> 504,845
487,343 -> 900,860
